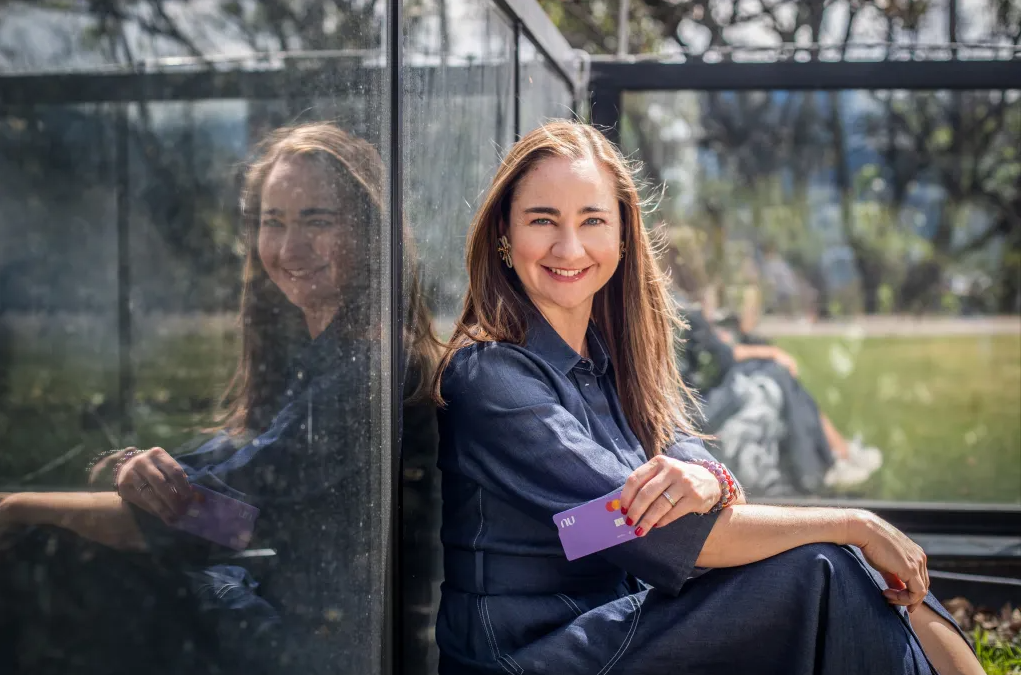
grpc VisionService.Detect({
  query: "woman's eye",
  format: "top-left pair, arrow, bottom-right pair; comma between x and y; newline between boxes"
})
531,218 -> 553,226
583,217 -> 605,226
261,218 -> 284,229
307,219 -> 335,228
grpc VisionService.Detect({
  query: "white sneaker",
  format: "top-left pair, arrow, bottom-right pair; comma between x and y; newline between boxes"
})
823,458 -> 873,488
847,436 -> 884,475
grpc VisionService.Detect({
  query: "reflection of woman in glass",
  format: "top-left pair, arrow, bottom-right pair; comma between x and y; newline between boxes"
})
0,123 -> 438,674
434,121 -> 980,675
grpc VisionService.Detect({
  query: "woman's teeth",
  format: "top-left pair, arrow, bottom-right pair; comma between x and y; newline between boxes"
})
547,267 -> 584,277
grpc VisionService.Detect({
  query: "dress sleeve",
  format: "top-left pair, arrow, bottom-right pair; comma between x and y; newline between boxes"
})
441,344 -> 719,596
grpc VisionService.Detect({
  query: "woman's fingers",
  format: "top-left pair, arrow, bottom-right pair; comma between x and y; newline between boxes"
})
149,448 -> 192,507
652,498 -> 699,529
119,465 -> 177,523
136,458 -> 183,519
629,473 -> 677,535
620,460 -> 661,514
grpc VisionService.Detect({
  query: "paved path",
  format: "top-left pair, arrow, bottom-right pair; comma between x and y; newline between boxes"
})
755,315 -> 1020,338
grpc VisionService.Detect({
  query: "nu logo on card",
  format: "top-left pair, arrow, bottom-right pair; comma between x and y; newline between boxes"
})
559,516 -> 576,528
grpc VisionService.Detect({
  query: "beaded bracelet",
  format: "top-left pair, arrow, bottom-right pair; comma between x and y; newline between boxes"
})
111,448 -> 145,485
689,459 -> 739,513
84,449 -> 122,478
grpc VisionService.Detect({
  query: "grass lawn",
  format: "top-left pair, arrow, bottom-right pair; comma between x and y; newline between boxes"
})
2,319 -> 1019,505
774,333 -> 1021,504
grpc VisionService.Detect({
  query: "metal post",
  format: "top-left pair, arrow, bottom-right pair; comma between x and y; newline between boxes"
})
617,0 -> 630,58
115,104 -> 133,439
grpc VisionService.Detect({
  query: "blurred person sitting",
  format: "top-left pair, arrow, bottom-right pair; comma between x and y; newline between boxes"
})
666,226 -> 881,496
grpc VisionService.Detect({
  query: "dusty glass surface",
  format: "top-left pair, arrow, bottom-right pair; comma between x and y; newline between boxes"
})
622,88 -> 1021,505
400,1 -> 515,673
519,34 -> 575,133
0,3 -> 393,674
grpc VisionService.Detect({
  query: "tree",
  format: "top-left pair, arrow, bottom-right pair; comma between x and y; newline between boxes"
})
543,0 -> 1021,314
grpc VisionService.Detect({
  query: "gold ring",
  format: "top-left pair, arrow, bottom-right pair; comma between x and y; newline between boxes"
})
661,490 -> 677,507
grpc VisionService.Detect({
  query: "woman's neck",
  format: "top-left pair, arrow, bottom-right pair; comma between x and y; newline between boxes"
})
303,307 -> 338,340
533,299 -> 592,358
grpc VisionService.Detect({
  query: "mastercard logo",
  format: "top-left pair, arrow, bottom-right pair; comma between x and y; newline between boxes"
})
604,499 -> 621,512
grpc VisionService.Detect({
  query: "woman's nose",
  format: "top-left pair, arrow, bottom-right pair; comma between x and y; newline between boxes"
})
550,227 -> 586,260
279,226 -> 313,262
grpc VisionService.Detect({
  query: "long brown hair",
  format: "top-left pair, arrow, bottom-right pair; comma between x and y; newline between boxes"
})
222,122 -> 439,433
433,120 -> 700,458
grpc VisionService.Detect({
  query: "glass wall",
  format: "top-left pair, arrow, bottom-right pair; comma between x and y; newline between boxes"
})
1,1 -> 580,674
1,2 -> 394,674
519,34 -> 576,132
401,2 -> 515,672
621,88 -> 1021,505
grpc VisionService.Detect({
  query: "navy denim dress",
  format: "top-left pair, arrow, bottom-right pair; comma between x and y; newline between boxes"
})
436,312 -> 965,675
132,319 -> 378,673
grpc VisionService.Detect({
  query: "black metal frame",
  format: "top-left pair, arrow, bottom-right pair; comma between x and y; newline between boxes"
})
589,59 -> 1021,145
589,58 -> 1021,537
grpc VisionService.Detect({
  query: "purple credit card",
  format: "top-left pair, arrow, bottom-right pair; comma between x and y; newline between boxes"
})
553,489 -> 637,561
170,485 -> 260,551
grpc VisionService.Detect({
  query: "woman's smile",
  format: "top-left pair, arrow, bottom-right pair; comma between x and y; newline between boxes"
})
284,265 -> 329,281
542,264 -> 592,282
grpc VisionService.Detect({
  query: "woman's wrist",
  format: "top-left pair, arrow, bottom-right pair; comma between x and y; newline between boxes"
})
841,508 -> 877,547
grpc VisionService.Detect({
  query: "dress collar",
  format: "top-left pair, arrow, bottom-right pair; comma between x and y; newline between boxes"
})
523,309 -> 611,376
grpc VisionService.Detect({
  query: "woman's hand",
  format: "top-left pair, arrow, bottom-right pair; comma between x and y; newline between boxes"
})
732,344 -> 799,378
115,447 -> 192,525
850,510 -> 930,613
768,347 -> 799,378
619,455 -> 722,536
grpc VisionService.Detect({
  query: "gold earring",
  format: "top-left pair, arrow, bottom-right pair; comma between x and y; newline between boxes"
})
619,242 -> 626,261
497,235 -> 513,268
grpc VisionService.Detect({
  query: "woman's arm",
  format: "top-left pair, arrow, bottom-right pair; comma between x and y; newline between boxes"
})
696,504 -> 929,611
0,491 -> 148,552
696,504 -> 854,568
732,343 -> 799,377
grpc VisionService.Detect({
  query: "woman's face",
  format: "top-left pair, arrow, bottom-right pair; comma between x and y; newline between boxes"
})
258,155 -> 362,319
506,155 -> 622,317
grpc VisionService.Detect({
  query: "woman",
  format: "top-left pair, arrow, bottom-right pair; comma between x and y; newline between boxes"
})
433,121 -> 981,674
0,122 -> 438,674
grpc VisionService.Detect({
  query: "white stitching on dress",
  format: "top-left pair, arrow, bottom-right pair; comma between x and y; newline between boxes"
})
503,654 -> 524,673
478,596 -> 515,675
555,593 -> 582,618
484,596 -> 524,674
595,595 -> 641,675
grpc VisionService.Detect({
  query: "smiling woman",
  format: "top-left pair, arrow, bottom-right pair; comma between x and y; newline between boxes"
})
431,120 -> 983,675
258,156 -> 370,339
504,156 -> 622,338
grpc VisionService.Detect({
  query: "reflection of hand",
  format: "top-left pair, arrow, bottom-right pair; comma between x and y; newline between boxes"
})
620,455 -> 722,536
115,448 -> 192,525
851,511 -> 930,613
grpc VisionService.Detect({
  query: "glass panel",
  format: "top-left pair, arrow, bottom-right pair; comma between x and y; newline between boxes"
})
401,1 -> 515,672
519,35 -> 574,133
0,3 -> 393,674
1,104 -> 120,484
621,88 -> 1021,505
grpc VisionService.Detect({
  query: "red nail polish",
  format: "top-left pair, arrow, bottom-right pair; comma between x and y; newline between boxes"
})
625,517 -> 633,526
620,507 -> 627,515
635,527 -> 644,537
